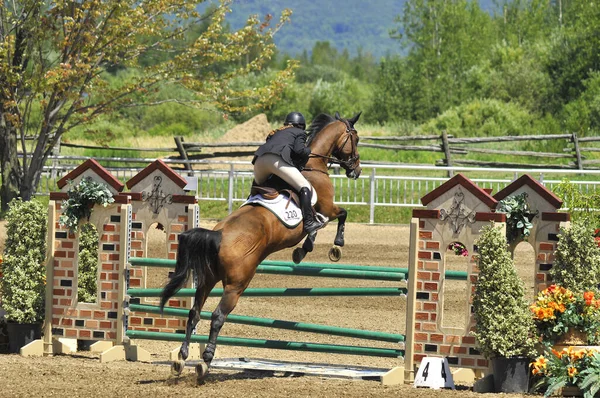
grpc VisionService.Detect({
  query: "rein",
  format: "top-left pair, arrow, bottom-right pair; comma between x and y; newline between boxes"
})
306,119 -> 359,173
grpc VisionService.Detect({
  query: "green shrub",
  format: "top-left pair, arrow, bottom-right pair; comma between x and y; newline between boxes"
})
308,78 -> 373,119
0,199 -> 47,324
496,192 -> 538,244
472,223 -> 536,359
59,178 -> 115,234
550,220 -> 600,292
78,224 -> 98,303
295,64 -> 347,83
554,178 -> 600,227
265,82 -> 313,123
143,103 -> 223,136
417,99 -> 536,138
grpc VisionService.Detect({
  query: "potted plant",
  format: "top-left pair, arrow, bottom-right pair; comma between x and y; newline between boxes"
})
551,220 -> 600,293
496,192 -> 539,244
473,223 -> 536,393
532,347 -> 600,397
531,285 -> 600,347
0,198 -> 47,353
59,177 -> 114,234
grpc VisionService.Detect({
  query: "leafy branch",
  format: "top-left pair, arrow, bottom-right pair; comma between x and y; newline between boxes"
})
58,177 -> 114,234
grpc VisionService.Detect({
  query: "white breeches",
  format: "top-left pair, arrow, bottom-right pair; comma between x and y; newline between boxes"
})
253,153 -> 317,206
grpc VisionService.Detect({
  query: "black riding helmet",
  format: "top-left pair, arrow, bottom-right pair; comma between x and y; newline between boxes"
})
284,112 -> 306,130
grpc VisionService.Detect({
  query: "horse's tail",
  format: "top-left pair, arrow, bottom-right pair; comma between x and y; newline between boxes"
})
160,228 -> 222,311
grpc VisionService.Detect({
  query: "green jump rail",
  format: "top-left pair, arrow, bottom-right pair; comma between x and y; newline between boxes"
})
129,257 -> 467,280
129,303 -> 405,343
127,287 -> 408,298
126,330 -> 404,358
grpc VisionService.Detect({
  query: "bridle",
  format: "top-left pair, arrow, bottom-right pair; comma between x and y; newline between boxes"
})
305,119 -> 360,174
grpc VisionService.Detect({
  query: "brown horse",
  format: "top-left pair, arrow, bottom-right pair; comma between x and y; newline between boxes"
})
160,112 -> 362,381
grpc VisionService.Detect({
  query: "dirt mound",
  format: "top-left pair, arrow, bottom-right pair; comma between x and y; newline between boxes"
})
200,114 -> 273,168
219,113 -> 272,143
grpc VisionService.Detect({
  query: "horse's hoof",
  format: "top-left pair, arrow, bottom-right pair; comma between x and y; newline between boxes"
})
328,245 -> 342,262
171,359 -> 185,376
293,248 -> 306,264
196,362 -> 210,383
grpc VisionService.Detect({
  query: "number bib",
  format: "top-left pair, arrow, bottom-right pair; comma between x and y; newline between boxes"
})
241,193 -> 303,228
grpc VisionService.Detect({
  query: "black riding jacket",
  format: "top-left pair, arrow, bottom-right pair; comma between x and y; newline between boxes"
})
252,126 -> 311,170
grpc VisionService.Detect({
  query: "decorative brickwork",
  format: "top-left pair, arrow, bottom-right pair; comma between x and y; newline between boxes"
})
45,159 -> 199,349
493,174 -> 569,292
125,160 -> 199,334
49,162 -> 127,343
405,173 -> 569,380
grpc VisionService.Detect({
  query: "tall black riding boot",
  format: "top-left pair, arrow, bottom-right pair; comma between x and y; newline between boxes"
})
299,187 -> 323,234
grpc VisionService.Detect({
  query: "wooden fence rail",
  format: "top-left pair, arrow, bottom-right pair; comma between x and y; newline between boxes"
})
46,132 -> 600,173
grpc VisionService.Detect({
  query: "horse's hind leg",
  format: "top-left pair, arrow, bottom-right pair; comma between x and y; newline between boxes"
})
172,278 -> 217,376
197,285 -> 243,383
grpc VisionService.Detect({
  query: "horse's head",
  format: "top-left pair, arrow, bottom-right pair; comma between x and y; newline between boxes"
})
332,111 -> 362,179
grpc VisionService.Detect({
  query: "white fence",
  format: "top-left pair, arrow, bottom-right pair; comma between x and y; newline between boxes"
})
39,156 -> 600,224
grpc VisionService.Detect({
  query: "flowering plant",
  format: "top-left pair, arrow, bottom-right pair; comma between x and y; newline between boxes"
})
532,347 -> 600,397
448,242 -> 468,256
531,285 -> 600,345
595,229 -> 600,248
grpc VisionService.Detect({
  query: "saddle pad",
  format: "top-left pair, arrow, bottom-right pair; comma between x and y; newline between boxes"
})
242,193 -> 302,228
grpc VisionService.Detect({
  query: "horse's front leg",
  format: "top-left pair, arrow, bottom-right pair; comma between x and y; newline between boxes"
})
293,231 -> 317,264
334,208 -> 347,247
324,206 -> 346,262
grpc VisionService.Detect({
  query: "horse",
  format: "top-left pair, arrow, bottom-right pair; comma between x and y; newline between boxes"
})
159,112 -> 362,382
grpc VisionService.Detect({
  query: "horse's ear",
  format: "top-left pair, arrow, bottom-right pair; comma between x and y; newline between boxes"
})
348,111 -> 362,126
334,112 -> 341,120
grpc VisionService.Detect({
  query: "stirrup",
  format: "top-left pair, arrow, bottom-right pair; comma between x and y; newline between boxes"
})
303,213 -> 328,234
303,221 -> 323,235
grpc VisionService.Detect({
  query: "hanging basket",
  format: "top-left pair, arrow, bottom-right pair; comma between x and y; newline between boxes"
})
556,329 -> 588,346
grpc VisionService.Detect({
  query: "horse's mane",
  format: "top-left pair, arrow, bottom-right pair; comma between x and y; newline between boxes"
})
306,113 -> 337,145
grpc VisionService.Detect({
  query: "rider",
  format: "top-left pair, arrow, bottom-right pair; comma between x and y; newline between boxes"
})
252,112 -> 324,234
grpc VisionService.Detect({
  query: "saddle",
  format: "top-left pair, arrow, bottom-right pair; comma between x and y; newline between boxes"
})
242,176 -> 303,228
249,175 -> 300,207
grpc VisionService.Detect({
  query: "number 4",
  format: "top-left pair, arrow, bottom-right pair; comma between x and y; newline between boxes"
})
421,361 -> 447,382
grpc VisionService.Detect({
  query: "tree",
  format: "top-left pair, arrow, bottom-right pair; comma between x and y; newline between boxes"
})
0,0 -> 297,211
545,0 -> 600,111
386,0 -> 495,122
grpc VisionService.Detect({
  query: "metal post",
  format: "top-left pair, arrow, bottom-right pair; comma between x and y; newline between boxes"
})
228,163 -> 234,214
369,168 -> 376,224
50,137 -> 61,180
